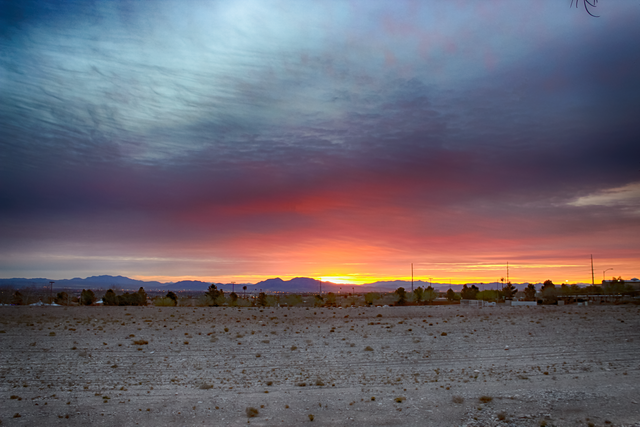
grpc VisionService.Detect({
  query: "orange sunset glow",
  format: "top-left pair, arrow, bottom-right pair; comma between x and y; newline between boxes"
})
1,1 -> 638,286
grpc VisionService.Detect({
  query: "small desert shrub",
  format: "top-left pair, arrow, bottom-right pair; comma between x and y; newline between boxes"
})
291,345 -> 297,350
440,332 -> 447,336
199,383 -> 213,390
246,407 -> 259,418
364,346 -> 373,351
452,396 -> 464,404
479,396 -> 493,403
308,414 -> 314,421
133,340 -> 149,345
371,396 -> 375,401
154,297 -> 176,307
394,397 -> 406,403
497,411 -> 507,421
315,379 -> 325,386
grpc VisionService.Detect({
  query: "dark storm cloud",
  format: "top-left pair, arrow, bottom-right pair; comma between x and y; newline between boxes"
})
1,0 -> 639,280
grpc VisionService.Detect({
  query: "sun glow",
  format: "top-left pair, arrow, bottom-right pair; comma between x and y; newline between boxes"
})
319,276 -> 361,285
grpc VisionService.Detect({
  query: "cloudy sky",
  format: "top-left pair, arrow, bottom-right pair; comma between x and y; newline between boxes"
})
1,0 -> 639,284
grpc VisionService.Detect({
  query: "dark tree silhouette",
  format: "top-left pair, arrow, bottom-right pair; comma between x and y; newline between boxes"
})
102,289 -> 118,306
524,284 -> 537,300
446,288 -> 457,301
80,289 -> 96,306
460,284 -> 479,300
424,285 -> 438,302
206,284 -> 224,306
394,287 -> 407,305
541,280 -> 558,303
502,282 -> 516,299
257,292 -> 267,307
228,292 -> 238,306
541,280 -> 555,292
413,286 -> 424,304
137,287 -> 148,306
55,291 -> 69,305
166,291 -> 178,305
12,290 -> 23,305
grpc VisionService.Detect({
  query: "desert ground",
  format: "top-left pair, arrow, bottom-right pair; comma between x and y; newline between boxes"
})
1,304 -> 639,426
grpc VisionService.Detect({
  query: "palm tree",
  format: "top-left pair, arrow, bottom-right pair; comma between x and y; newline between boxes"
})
243,285 -> 247,298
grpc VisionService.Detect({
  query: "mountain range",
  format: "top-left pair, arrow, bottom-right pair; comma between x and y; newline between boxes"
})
0,275 -> 576,293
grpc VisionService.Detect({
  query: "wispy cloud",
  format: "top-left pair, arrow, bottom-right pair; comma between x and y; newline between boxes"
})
1,0 -> 639,282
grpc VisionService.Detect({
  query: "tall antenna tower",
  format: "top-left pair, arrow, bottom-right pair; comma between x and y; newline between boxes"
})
506,262 -> 510,284
411,263 -> 414,292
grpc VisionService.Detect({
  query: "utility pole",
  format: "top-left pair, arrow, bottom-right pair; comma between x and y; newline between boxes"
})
591,254 -> 595,285
411,263 -> 414,292
49,281 -> 54,304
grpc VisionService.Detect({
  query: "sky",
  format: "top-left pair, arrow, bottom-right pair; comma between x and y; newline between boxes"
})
1,0 -> 639,285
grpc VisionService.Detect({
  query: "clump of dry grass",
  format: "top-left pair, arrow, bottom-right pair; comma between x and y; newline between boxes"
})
133,339 -> 148,345
479,395 -> 493,403
452,395 -> 464,404
364,346 -> 374,351
246,407 -> 259,418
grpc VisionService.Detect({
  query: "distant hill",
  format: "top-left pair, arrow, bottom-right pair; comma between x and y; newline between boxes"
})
254,277 -> 336,293
0,274 -> 587,292
164,280 -> 213,291
0,275 -> 164,290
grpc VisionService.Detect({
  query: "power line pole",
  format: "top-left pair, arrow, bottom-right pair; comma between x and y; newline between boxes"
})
49,281 -> 54,304
411,263 -> 414,292
591,254 -> 595,285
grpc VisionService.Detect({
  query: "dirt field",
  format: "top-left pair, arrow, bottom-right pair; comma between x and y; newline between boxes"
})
1,304 -> 639,426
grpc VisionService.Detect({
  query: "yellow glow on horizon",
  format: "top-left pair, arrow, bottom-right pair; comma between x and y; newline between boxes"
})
319,276 -> 362,285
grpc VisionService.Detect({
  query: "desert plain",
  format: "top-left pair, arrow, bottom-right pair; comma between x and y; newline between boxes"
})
1,304 -> 639,426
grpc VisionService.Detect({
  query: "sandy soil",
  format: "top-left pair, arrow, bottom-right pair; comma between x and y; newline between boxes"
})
1,304 -> 639,426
